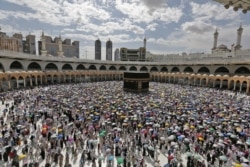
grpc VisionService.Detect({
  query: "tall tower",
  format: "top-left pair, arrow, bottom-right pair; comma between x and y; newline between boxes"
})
114,48 -> 120,61
40,31 -> 47,56
57,34 -> 64,57
212,29 -> 218,50
235,25 -> 243,50
95,39 -> 101,60
143,36 -> 147,49
106,39 -> 112,61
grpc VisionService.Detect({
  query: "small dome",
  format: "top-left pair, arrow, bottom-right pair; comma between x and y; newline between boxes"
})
218,44 -> 228,49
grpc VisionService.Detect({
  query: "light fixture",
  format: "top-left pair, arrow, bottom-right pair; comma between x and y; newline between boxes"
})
224,4 -> 230,9
242,9 -> 247,14
233,7 -> 238,11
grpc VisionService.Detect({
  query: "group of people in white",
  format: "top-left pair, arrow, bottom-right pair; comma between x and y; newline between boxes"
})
0,81 -> 249,167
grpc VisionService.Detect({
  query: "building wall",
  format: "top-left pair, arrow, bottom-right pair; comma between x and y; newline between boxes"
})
120,47 -> 146,61
23,35 -> 36,54
38,35 -> 79,58
0,32 -> 23,52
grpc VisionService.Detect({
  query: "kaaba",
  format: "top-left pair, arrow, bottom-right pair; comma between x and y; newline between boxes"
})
123,72 -> 150,92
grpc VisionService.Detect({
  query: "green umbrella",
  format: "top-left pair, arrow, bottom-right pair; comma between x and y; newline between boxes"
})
99,132 -> 105,137
100,130 -> 106,134
117,157 -> 124,165
219,155 -> 228,162
209,127 -> 215,131
99,156 -> 104,160
186,152 -> 193,157
194,154 -> 203,161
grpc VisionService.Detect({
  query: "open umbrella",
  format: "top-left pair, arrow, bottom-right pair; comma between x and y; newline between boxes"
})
219,155 -> 228,161
117,157 -> 124,165
108,155 -> 114,161
186,152 -> 193,157
18,154 -> 27,160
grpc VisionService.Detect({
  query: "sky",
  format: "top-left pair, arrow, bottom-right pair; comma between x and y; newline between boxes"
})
0,0 -> 250,60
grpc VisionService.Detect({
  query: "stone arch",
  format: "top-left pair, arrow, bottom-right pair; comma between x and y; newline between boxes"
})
183,67 -> 194,73
99,65 -> 106,70
28,62 -> 42,71
198,67 -> 210,74
18,76 -> 25,88
221,79 -> 229,89
229,80 -> 234,90
171,67 -> 180,73
140,66 -> 148,72
25,76 -> 31,87
62,64 -> 73,70
109,66 -> 116,71
10,76 -> 17,89
200,78 -> 206,86
0,62 -> 5,72
160,67 -> 168,72
234,66 -> 250,75
10,61 -> 23,70
31,75 -> 36,86
47,74 -> 52,84
89,65 -> 97,70
45,63 -> 58,71
1,77 -> 8,91
215,67 -> 229,75
129,66 -> 137,71
150,67 -> 158,72
53,74 -> 59,84
119,66 -> 126,71
76,64 -> 85,70
242,80 -> 248,92
235,80 -> 241,91
214,78 -> 222,88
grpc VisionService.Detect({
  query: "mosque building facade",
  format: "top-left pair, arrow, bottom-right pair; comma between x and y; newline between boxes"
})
38,32 -> 79,58
120,37 -> 147,61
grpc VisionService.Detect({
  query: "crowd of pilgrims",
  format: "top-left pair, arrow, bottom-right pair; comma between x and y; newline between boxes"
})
0,81 -> 249,167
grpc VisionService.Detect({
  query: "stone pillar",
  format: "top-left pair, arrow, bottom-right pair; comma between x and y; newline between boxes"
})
17,79 -> 19,88
227,81 -> 230,90
23,79 -> 26,88
8,81 -> 11,90
246,82 -> 250,94
30,78 -> 33,87
206,79 -> 209,87
233,82 -> 236,91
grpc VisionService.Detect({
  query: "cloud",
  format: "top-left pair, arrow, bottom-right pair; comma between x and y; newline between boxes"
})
182,21 -> 214,34
141,0 -> 166,10
114,0 -> 183,24
146,23 -> 158,31
190,2 -> 240,21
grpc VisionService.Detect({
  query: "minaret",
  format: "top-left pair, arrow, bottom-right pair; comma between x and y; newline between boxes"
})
235,25 -> 243,50
40,31 -> 47,56
212,29 -> 218,50
143,36 -> 147,49
57,34 -> 64,57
